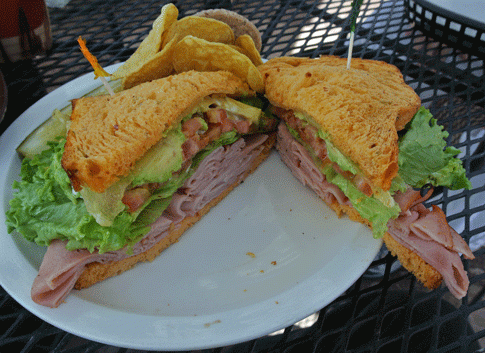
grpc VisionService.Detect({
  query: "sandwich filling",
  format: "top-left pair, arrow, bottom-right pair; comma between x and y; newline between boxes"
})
273,106 -> 470,239
273,107 -> 473,298
6,94 -> 277,254
81,95 -> 275,227
30,133 -> 272,307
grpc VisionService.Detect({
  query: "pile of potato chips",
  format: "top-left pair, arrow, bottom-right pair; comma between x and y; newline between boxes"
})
111,3 -> 264,92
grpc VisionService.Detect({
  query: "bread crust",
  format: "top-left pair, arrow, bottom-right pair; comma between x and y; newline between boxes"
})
326,200 -> 443,290
259,56 -> 421,191
382,232 -> 442,289
74,133 -> 275,290
62,70 -> 251,193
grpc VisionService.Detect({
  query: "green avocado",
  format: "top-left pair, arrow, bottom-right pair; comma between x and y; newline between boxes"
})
130,127 -> 186,186
80,126 -> 186,226
195,96 -> 262,124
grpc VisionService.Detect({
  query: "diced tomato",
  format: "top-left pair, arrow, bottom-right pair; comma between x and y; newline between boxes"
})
182,138 -> 201,160
234,120 -> 251,134
333,163 -> 373,197
122,187 -> 151,213
205,125 -> 222,141
182,117 -> 204,137
181,109 -> 254,161
220,117 -> 234,133
355,175 -> 373,197
206,108 -> 227,124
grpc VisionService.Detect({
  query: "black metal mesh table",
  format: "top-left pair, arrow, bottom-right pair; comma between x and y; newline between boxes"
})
1,0 -> 484,352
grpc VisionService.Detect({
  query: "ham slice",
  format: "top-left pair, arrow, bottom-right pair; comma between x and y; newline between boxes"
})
277,123 -> 349,206
393,187 -> 433,213
388,204 -> 474,299
276,122 -> 473,299
32,241 -> 108,308
31,134 -> 269,308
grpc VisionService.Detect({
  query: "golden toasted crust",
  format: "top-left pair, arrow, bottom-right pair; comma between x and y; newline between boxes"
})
326,200 -> 443,290
259,56 -> 421,191
382,232 -> 442,289
74,133 -> 275,290
62,70 -> 251,193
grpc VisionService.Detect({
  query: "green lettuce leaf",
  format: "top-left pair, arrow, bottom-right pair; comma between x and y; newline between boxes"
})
398,107 -> 471,190
6,139 -> 149,253
325,167 -> 401,238
6,130 -> 243,254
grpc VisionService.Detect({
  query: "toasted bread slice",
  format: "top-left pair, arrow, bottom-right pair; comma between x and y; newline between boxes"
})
62,70 -> 251,193
259,56 -> 421,191
74,133 -> 275,289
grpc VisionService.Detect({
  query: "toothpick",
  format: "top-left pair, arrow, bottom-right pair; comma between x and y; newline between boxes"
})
346,31 -> 355,70
347,0 -> 364,70
99,76 -> 115,96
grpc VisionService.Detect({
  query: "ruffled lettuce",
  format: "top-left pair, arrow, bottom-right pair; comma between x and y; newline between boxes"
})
324,166 -> 401,238
6,130 -> 240,254
398,107 -> 471,190
6,139 -> 163,253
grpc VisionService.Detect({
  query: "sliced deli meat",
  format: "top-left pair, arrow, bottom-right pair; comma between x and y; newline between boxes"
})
276,123 -> 349,207
276,122 -> 473,299
31,134 -> 269,308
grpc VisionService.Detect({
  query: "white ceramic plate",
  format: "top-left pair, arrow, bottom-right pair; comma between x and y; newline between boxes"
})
419,0 -> 485,28
0,65 -> 382,351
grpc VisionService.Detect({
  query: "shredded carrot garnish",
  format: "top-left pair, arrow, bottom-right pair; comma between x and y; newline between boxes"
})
77,36 -> 110,78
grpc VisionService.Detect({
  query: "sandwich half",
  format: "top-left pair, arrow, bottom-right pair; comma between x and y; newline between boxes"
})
259,56 -> 474,299
6,70 -> 277,307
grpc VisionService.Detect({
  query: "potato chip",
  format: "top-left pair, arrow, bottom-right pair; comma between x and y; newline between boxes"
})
194,8 -> 262,52
119,16 -> 236,89
111,3 -> 178,81
172,36 -> 264,93
111,3 -> 262,90
227,45 -> 245,54
161,16 -> 235,48
120,38 -> 178,89
113,5 -> 238,89
235,34 -> 263,66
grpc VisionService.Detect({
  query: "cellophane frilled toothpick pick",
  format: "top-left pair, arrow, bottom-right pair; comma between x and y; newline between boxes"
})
77,36 -> 115,96
346,0 -> 364,70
